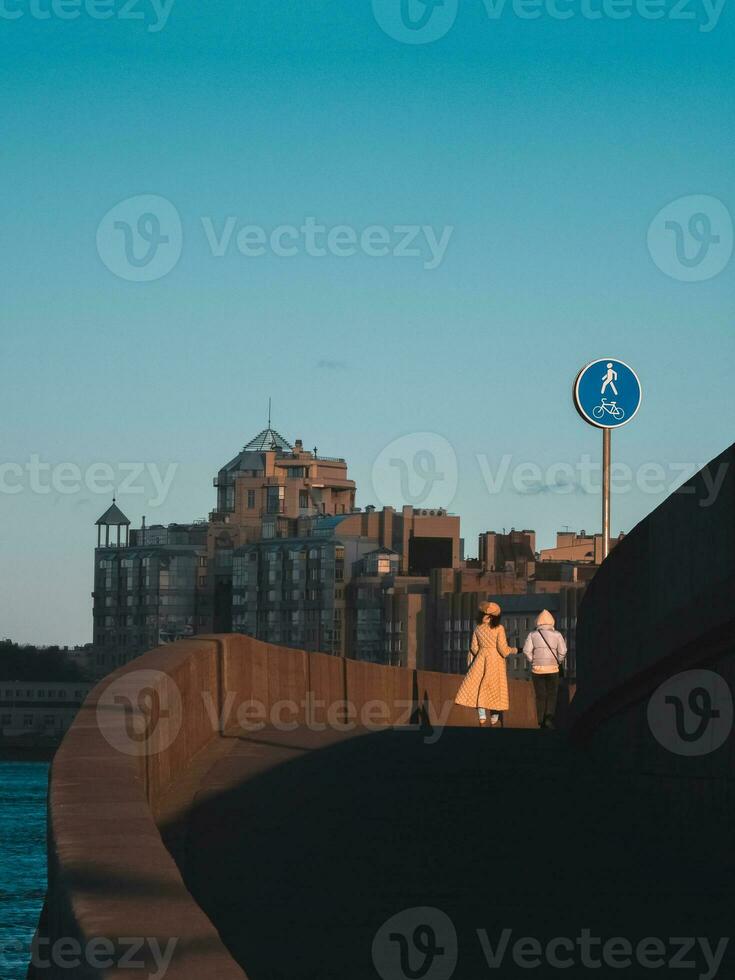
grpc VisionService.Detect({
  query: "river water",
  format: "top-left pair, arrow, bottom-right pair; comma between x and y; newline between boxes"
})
0,761 -> 49,980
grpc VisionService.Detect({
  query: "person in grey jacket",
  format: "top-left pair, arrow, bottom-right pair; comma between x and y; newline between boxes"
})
523,610 -> 567,729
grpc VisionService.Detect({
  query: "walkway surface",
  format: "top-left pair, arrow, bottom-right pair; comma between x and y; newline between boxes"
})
160,725 -> 734,980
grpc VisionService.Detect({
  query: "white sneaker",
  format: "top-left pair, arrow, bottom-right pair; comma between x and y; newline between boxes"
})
490,713 -> 500,725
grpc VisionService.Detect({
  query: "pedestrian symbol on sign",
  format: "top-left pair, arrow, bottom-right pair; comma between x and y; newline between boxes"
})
601,363 -> 618,396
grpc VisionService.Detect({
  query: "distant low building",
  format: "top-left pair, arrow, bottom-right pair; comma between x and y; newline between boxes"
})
539,529 -> 623,565
0,681 -> 92,741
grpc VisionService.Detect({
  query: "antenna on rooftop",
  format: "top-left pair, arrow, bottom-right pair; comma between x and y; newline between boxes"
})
268,397 -> 272,428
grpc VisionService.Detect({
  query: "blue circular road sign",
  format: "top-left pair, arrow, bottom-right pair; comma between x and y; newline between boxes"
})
574,358 -> 642,428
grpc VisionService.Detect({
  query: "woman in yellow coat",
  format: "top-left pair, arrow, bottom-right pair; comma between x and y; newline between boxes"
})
455,601 -> 517,726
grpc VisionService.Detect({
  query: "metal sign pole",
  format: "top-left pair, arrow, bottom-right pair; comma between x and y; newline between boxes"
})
574,358 -> 641,564
602,428 -> 611,561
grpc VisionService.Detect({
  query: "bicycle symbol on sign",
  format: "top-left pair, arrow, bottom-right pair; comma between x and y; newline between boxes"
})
592,399 -> 625,421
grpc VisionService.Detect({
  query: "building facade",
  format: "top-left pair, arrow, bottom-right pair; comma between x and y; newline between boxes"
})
539,529 -> 623,564
0,681 -> 92,740
231,506 -> 460,666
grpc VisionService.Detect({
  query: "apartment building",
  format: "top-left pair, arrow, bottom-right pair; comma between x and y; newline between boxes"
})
231,505 -> 460,666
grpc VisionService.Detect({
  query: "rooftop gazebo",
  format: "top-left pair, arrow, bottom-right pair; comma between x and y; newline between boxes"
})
95,498 -> 131,547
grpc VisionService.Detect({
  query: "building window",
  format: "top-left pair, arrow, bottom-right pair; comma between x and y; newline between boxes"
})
299,490 -> 309,509
23,715 -> 34,728
247,489 -> 256,509
266,485 -> 285,514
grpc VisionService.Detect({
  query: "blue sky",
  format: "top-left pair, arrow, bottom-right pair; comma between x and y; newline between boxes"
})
1,0 -> 733,645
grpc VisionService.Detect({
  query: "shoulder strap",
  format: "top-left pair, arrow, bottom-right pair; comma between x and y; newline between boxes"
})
537,629 -> 560,666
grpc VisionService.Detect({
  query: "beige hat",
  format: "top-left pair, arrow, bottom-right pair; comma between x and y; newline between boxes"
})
479,601 -> 501,616
536,609 -> 555,627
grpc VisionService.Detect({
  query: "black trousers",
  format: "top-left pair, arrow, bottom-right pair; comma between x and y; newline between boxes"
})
532,672 -> 560,727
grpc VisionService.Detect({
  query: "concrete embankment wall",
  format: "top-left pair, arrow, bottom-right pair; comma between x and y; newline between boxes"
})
32,636 -> 535,978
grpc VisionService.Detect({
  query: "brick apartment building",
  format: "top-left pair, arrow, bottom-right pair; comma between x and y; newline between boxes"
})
91,426 -> 460,675
232,506 -> 460,664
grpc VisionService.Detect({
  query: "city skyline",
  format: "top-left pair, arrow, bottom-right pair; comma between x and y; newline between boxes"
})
3,412 -> 731,648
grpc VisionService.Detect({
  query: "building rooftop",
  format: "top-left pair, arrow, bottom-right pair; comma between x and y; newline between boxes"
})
95,500 -> 130,526
243,427 -> 293,452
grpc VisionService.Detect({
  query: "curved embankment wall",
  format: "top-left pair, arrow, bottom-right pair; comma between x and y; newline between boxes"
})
571,443 -> 735,816
31,637 -> 535,978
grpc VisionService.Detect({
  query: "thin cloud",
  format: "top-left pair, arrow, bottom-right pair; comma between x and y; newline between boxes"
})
316,359 -> 348,371
514,477 -> 594,496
